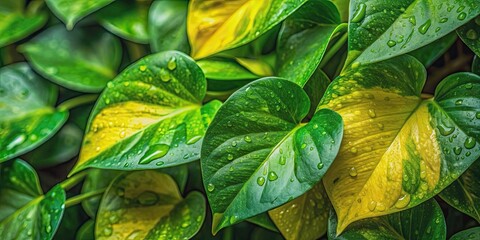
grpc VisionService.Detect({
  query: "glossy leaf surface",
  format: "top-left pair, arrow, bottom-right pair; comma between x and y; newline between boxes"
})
45,0 -> 115,29
457,16 -> 480,56
202,77 -> 343,232
450,227 -> 480,240
409,32 -> 457,67
0,3 -> 47,48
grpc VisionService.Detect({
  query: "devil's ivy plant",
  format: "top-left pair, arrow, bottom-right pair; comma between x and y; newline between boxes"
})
0,0 -> 479,239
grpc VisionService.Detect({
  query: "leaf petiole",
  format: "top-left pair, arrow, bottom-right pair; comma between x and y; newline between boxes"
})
57,94 -> 98,112
319,28 -> 348,69
65,188 -> 106,208
59,171 -> 88,190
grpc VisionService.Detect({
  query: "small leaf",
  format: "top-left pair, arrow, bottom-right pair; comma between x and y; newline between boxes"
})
76,220 -> 94,240
0,4 -> 47,48
187,0 -> 309,59
328,199 -> 446,240
0,63 -> 68,163
45,0 -> 115,30
269,183 -> 330,240
450,227 -> 480,240
149,0 -> 190,54
70,51 -> 221,174
276,0 -> 343,86
457,16 -> 480,56
201,77 -> 343,233
346,0 -> 480,66
318,55 -> 480,233
97,0 -> 150,43
95,171 -> 205,239
20,25 -> 122,92
0,159 -> 66,239
410,32 -> 457,67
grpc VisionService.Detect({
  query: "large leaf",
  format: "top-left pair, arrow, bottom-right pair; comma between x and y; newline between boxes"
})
276,0 -> 343,86
20,25 -> 122,93
346,0 -> 480,66
97,0 -> 150,43
70,51 -> 221,174
269,183 -> 330,240
187,0 -> 309,59
96,171 -> 205,239
328,199 -> 446,239
201,77 -> 343,233
439,158 -> 480,222
0,63 -> 68,163
0,2 -> 47,48
457,16 -> 480,56
0,159 -> 66,239
149,0 -> 190,54
450,227 -> 480,240
45,0 -> 115,30
409,32 -> 457,67
317,55 -> 480,233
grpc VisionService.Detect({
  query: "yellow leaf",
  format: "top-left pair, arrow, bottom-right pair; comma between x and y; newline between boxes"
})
235,57 -> 273,76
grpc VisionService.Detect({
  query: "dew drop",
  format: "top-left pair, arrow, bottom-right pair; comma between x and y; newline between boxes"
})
453,146 -> 462,155
301,143 -> 307,149
156,161 -> 165,166
457,12 -> 467,20
437,125 -> 454,136
207,183 -> 215,192
439,18 -> 448,23
394,194 -> 411,209
351,3 -> 366,23
160,69 -> 171,82
368,109 -> 376,118
279,156 -> 286,165
349,167 -> 358,177
257,176 -> 265,186
418,19 -> 432,34
181,221 -> 190,228
317,162 -> 324,169
103,227 -> 113,236
46,225 -> 52,233
464,137 -> 476,149
244,135 -> 252,143
139,65 -> 147,72
387,40 -> 396,47
227,153 -> 234,161
167,57 -> 177,70
268,171 -> 278,181
476,112 -> 480,119
231,141 -> 237,147
368,201 -> 377,211
409,16 -> 416,25
186,135 -> 202,145
313,124 -> 318,129
466,29 -> 478,40
139,144 -> 169,164
6,134 -> 26,150
455,99 -> 463,105
350,147 -> 358,154
465,83 -> 473,89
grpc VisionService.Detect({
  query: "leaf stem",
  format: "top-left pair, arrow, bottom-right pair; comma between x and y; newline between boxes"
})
319,29 -> 348,69
57,94 -> 98,112
59,171 -> 88,191
65,188 -> 106,208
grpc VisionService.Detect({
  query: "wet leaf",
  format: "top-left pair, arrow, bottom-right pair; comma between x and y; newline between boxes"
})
318,55 -> 480,233
187,0 -> 308,59
235,57 -> 273,77
20,25 -> 122,92
277,0 -> 343,86
70,51 -> 221,174
303,69 -> 331,119
410,32 -> 457,67
76,220 -> 94,240
0,63 -> 68,163
450,227 -> 480,240
269,183 -> 330,240
346,0 -> 480,66
149,0 -> 190,54
197,58 -> 259,81
247,213 -> 278,232
0,159 -> 66,239
81,169 -> 122,218
201,77 -> 343,233
473,56 -> 480,75
328,199 -> 446,240
45,0 -> 115,30
96,171 -> 205,240
457,16 -> 480,56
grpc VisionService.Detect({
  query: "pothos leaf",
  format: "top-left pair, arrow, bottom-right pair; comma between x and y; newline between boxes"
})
409,31 -> 457,67
317,55 -> 480,234
70,51 -> 221,174
346,0 -> 480,66
328,199 -> 446,240
187,0 -> 309,59
201,77 -> 343,233
20,25 -> 122,93
45,0 -> 115,30
0,63 -> 68,163
457,16 -> 480,56
95,171 -> 205,240
450,227 -> 480,240
473,56 -> 480,75
0,159 -> 66,239
76,219 -> 94,240
276,0 -> 343,86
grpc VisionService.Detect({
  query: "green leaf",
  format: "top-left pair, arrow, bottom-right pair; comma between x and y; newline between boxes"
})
0,63 -> 68,163
81,169 -> 122,218
346,0 -> 480,66
318,55 -> 480,233
20,25 -> 122,92
473,55 -> 480,75
198,58 -> 259,81
45,0 -> 115,30
235,57 -> 274,77
23,123 -> 83,169
410,32 -> 457,67
97,0 -> 150,43
303,69 -> 331,119
70,51 -> 221,174
439,158 -> 480,222
457,16 -> 480,56
201,77 -> 343,233
76,220 -> 94,240
0,4 -> 47,48
96,171 -> 206,239
330,0 -> 349,22
149,0 -> 190,54
328,199 -> 446,239
276,0 -> 343,86
0,159 -> 66,239
247,213 -> 278,232
450,227 -> 480,240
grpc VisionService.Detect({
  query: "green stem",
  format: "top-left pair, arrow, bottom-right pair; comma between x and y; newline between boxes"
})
57,94 -> 98,112
59,171 -> 88,191
319,28 -> 348,69
65,188 -> 106,208
126,41 -> 146,61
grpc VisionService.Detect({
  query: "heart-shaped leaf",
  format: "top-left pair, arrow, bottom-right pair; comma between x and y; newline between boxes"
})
409,32 -> 457,67
149,0 -> 190,54
457,16 -> 480,56
45,0 -> 115,30
20,25 -> 122,92
96,171 -> 205,239
451,227 -> 480,240
346,0 -> 480,66
276,0 -> 343,86
187,0 -> 308,59
0,63 -> 68,163
269,183 -> 330,240
439,158 -> 480,222
97,0 -> 150,43
201,77 -> 343,233
0,159 -> 66,239
317,55 -> 480,233
328,199 -> 446,239
70,51 -> 221,174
